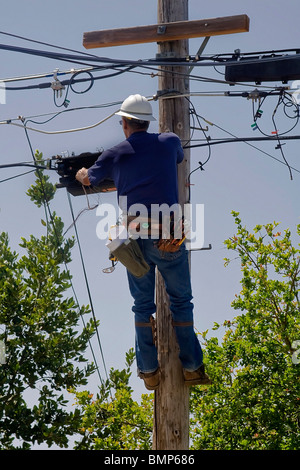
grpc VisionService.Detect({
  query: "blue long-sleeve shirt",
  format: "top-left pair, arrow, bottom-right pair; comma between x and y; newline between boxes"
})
88,131 -> 184,211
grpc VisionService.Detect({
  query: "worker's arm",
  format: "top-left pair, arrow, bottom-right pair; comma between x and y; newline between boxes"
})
75,167 -> 91,186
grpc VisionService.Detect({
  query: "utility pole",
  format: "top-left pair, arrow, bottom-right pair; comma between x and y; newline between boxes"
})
153,0 -> 191,451
83,7 -> 249,451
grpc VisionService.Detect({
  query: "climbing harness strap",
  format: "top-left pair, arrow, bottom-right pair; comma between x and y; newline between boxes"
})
135,316 -> 157,346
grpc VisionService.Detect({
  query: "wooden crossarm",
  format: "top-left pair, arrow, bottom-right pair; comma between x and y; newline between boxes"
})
83,14 -> 249,49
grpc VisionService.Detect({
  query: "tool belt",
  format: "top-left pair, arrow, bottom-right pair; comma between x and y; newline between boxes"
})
126,215 -> 186,253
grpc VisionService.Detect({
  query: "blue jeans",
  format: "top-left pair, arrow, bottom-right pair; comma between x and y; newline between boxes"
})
126,238 -> 203,373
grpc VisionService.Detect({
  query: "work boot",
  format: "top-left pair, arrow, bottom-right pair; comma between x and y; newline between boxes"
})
183,364 -> 212,386
139,368 -> 161,390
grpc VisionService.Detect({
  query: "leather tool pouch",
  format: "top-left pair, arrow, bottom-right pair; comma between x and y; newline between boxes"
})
111,239 -> 150,278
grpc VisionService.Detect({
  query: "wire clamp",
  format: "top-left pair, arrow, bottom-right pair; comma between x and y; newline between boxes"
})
247,89 -> 261,102
51,69 -> 65,98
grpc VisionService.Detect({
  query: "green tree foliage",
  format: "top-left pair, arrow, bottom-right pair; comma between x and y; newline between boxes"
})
190,212 -> 300,450
72,349 -> 153,450
0,152 -> 97,449
4,155 -> 299,451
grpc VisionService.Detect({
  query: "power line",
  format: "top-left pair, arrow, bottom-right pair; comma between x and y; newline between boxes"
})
186,133 -> 300,175
67,191 -> 111,388
2,111 -> 117,135
21,124 -> 110,388
0,101 -> 123,127
0,168 -> 35,184
2,35 -> 300,69
0,65 -> 94,84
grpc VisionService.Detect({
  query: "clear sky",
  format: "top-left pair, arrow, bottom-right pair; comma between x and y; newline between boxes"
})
1,0 -> 300,402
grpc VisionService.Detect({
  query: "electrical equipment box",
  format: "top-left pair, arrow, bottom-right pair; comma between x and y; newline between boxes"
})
225,54 -> 300,84
53,150 -> 116,196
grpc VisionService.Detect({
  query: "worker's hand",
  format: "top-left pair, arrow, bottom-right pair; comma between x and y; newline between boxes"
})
76,167 -> 91,186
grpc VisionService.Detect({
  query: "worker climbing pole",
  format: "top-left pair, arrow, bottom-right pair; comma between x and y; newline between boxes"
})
80,1 -> 249,451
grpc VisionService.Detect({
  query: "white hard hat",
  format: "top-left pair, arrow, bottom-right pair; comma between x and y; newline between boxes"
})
115,94 -> 156,121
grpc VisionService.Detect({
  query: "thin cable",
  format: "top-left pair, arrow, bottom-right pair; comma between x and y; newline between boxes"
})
252,89 -> 300,137
67,191 -> 110,387
0,65 -> 95,83
22,124 -> 107,387
186,134 -> 300,175
63,186 -> 98,237
1,30 -> 299,66
0,162 -> 50,170
250,89 -> 298,178
271,94 -> 293,180
2,39 -> 300,70
0,100 -> 123,128
7,111 -> 116,135
0,29 -> 106,60
0,168 -> 35,184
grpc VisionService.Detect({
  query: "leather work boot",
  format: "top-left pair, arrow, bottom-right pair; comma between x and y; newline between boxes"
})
139,368 -> 161,390
183,364 -> 212,386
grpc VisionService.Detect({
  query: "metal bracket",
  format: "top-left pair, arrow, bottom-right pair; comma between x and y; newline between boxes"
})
189,243 -> 212,252
156,51 -> 176,59
51,69 -> 65,98
191,125 -> 209,132
153,88 -> 180,100
157,25 -> 167,35
188,36 -> 211,75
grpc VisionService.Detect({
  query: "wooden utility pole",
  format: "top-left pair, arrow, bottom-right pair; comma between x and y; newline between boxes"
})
153,0 -> 191,451
83,7 -> 249,451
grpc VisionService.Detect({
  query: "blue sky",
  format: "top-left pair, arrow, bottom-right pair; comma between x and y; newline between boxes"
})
1,0 -> 300,402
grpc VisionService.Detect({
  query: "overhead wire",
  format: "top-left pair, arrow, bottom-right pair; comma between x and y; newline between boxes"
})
2,29 -> 300,394
0,65 -> 94,84
185,115 -> 300,176
0,59 -> 280,92
1,30 -> 297,93
1,36 -> 300,69
271,93 -> 294,180
5,111 -> 117,135
66,191 -> 111,391
0,100 -> 123,128
250,88 -> 299,179
0,168 -> 36,184
1,29 -> 299,64
21,122 -> 110,389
